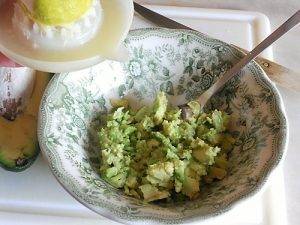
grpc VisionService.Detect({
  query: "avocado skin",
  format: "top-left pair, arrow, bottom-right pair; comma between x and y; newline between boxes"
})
0,142 -> 40,172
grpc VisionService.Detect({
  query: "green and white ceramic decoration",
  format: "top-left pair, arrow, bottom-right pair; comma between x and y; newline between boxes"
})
38,28 -> 288,224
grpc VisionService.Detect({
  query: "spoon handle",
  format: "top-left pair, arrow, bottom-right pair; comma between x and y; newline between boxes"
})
198,10 -> 300,107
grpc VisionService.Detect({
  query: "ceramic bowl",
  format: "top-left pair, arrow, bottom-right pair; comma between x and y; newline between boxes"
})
38,28 -> 287,224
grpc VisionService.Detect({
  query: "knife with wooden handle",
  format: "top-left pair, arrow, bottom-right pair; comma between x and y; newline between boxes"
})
134,2 -> 300,92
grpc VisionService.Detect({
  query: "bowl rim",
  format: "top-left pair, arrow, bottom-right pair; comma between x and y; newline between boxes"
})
38,27 -> 288,224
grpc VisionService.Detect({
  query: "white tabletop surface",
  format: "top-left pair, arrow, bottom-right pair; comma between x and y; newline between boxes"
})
137,2 -> 300,225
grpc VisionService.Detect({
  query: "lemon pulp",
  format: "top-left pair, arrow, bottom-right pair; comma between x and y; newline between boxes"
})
33,0 -> 92,25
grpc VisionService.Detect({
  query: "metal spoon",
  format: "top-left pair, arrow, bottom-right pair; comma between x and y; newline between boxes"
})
179,10 -> 300,118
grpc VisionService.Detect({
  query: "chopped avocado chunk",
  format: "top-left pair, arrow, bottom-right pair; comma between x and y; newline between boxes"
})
152,92 -> 168,124
182,176 -> 200,199
99,92 -> 234,201
211,110 -> 229,132
192,140 -> 221,165
187,101 -> 201,117
139,184 -> 170,202
146,161 -> 174,188
110,99 -> 129,109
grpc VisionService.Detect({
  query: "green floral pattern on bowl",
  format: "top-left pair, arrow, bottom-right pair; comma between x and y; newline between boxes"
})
38,28 -> 287,224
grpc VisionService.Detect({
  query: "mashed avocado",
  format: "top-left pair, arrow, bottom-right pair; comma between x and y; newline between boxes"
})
99,92 -> 234,202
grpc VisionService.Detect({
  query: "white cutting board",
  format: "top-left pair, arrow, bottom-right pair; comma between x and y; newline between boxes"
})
0,6 -> 287,225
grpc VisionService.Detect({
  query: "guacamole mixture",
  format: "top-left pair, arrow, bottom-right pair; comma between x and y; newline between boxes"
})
99,92 -> 234,202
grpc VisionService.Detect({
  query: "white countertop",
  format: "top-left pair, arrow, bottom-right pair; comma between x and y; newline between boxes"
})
138,2 -> 300,225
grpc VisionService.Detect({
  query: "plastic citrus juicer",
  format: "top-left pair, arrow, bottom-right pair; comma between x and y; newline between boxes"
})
0,0 -> 134,73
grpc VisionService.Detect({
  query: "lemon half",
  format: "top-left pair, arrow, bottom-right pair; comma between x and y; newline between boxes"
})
18,0 -> 92,25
